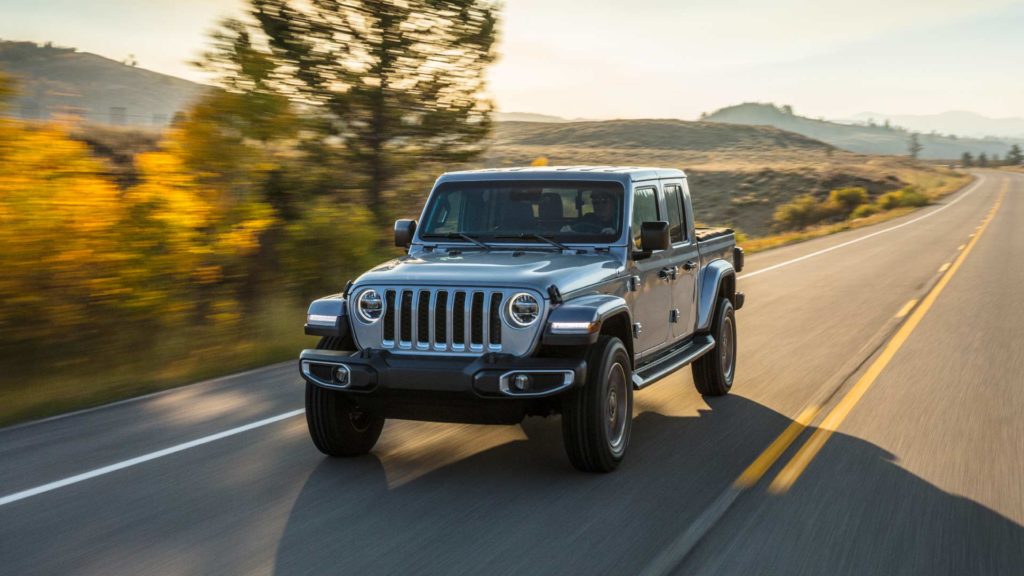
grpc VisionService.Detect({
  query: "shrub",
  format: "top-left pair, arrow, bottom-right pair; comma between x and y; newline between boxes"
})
851,204 -> 880,219
896,188 -> 929,207
824,187 -> 869,215
877,188 -> 929,210
773,194 -> 830,230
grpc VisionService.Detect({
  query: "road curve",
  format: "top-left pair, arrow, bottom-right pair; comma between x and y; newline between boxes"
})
1,170 -> 1021,575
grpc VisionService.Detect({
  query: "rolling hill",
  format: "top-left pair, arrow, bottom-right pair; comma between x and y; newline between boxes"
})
493,119 -> 834,152
704,103 -> 1022,160
0,40 -> 206,126
485,119 -> 965,236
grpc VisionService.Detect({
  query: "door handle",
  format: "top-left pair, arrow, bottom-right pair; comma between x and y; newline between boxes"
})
682,260 -> 697,271
659,266 -> 678,280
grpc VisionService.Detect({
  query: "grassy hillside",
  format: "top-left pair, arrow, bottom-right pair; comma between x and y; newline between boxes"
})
0,40 -> 206,126
494,119 -> 833,152
486,119 -> 966,236
705,103 -> 1023,160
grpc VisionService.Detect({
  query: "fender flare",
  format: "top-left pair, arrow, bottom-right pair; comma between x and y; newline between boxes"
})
304,293 -> 350,338
696,260 -> 736,332
541,294 -> 632,346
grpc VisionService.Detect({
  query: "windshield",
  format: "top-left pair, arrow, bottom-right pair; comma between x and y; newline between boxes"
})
419,180 -> 625,244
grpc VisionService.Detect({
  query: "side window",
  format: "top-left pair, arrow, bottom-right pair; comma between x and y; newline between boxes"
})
664,184 -> 685,243
631,187 -> 659,249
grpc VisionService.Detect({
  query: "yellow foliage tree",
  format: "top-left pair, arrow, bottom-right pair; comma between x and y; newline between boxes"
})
0,120 -> 131,342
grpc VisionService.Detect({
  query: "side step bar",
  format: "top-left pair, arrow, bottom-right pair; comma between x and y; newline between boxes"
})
632,334 -> 715,389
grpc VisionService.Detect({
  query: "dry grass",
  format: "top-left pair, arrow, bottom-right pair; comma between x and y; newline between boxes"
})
741,172 -> 973,253
1,298 -> 313,427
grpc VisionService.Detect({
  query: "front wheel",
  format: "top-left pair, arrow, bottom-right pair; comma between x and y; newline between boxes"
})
692,297 -> 737,396
561,336 -> 633,472
305,337 -> 385,457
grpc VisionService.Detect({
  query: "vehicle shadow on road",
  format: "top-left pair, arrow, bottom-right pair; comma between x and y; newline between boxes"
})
272,395 -> 1024,576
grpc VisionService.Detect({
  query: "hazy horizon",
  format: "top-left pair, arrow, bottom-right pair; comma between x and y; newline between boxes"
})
1,0 -> 1021,121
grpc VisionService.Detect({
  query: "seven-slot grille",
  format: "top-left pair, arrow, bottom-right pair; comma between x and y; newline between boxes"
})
380,288 -> 506,353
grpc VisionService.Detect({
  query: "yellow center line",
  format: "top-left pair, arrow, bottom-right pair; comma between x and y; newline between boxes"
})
767,184 -> 1007,494
733,404 -> 821,488
894,299 -> 917,319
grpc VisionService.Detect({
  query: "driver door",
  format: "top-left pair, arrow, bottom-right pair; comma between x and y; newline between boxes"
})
628,185 -> 672,356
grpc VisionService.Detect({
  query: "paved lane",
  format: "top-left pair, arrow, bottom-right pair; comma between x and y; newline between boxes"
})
0,171 -> 1016,575
682,170 -> 1024,575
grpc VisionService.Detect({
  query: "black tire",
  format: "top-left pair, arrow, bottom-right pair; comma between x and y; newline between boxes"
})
561,336 -> 633,472
692,297 -> 737,396
305,337 -> 385,457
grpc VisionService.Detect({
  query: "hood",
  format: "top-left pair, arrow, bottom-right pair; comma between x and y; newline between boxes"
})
354,250 -> 625,296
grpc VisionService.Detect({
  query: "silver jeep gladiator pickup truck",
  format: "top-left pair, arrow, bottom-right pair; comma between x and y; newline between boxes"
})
300,166 -> 744,472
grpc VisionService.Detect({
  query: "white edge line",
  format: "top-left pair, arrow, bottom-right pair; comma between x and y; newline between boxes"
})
737,176 -> 984,281
0,409 -> 305,507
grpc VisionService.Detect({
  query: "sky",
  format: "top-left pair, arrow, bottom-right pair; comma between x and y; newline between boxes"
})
1,0 -> 1022,120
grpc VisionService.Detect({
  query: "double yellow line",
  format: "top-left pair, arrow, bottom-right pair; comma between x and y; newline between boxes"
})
735,183 -> 1007,494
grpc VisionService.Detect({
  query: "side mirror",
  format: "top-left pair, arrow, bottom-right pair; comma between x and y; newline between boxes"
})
639,221 -> 670,253
394,219 -> 417,248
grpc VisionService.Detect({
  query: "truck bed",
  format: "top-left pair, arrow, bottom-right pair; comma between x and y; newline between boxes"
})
696,227 -> 736,269
695,227 -> 733,242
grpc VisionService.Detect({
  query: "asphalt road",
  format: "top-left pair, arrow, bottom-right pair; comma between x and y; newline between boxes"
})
2,170 -> 1022,575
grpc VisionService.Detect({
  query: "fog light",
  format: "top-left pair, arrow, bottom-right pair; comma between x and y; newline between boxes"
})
512,373 -> 531,391
334,365 -> 350,386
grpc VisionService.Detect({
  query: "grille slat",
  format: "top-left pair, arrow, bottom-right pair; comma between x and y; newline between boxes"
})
400,290 -> 413,343
471,292 -> 484,346
436,291 -> 448,347
452,292 -> 466,346
383,290 -> 396,342
371,287 -> 517,354
489,293 -> 502,345
417,291 -> 430,345
463,292 -> 474,349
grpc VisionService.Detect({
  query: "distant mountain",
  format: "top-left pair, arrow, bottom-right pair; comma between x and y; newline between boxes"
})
495,111 -> 571,123
705,103 -> 1023,160
0,40 -> 206,126
845,111 -> 1024,140
493,118 -> 834,152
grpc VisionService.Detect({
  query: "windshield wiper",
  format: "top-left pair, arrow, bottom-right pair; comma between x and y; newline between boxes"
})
429,232 -> 492,250
494,233 -> 571,251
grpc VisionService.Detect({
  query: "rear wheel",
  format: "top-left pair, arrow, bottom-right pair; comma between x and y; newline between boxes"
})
305,337 -> 385,456
561,336 -> 633,472
692,297 -> 736,396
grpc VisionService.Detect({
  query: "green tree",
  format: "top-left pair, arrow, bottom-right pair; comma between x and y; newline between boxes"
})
978,153 -> 989,167
961,152 -> 974,167
908,133 -> 923,159
225,0 -> 499,233
1007,144 -> 1023,166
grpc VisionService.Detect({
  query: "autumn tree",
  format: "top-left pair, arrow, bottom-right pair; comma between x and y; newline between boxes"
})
227,0 -> 499,232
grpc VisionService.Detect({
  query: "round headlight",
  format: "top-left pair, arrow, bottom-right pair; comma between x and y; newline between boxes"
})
506,293 -> 540,327
356,289 -> 384,323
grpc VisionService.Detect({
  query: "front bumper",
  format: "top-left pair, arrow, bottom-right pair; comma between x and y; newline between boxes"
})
298,349 -> 587,424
